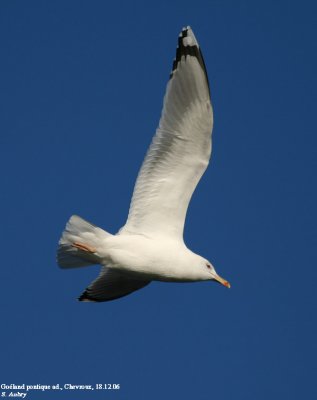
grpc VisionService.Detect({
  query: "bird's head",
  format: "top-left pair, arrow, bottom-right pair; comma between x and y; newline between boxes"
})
199,257 -> 230,288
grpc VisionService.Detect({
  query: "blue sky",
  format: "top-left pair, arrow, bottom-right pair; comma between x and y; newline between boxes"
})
1,1 -> 316,399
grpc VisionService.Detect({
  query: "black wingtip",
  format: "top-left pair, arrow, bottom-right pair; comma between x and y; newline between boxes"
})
78,290 -> 99,302
169,27 -> 210,95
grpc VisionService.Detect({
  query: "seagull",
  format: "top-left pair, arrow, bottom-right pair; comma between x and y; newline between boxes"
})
57,26 -> 230,302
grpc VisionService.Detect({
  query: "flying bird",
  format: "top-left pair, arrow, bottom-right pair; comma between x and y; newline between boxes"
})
57,27 -> 230,302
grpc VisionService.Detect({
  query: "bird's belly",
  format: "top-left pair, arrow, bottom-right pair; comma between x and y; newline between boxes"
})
112,264 -> 197,282
105,235 -> 198,282
106,251 -> 196,282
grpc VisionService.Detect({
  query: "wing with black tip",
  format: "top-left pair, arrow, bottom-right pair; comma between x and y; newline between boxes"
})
78,267 -> 151,302
120,27 -> 213,240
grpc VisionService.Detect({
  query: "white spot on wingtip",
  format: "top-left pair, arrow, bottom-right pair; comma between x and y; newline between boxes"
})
183,36 -> 194,46
78,297 -> 96,302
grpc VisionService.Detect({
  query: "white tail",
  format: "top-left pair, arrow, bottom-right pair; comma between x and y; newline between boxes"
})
57,215 -> 111,269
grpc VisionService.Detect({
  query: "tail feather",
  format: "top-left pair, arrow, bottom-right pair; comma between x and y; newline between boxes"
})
57,215 -> 111,269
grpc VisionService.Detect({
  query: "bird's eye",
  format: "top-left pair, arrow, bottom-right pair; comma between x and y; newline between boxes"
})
206,264 -> 211,269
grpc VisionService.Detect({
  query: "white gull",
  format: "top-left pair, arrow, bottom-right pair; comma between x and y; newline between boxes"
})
57,26 -> 230,302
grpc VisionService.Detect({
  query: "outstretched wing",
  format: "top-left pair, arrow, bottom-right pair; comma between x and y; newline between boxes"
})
78,267 -> 151,302
120,27 -> 213,240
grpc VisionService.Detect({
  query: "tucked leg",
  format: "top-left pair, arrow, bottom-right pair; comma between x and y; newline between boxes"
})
72,242 -> 97,253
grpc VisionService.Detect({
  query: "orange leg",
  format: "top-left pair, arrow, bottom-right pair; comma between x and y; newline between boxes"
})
72,242 -> 96,253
